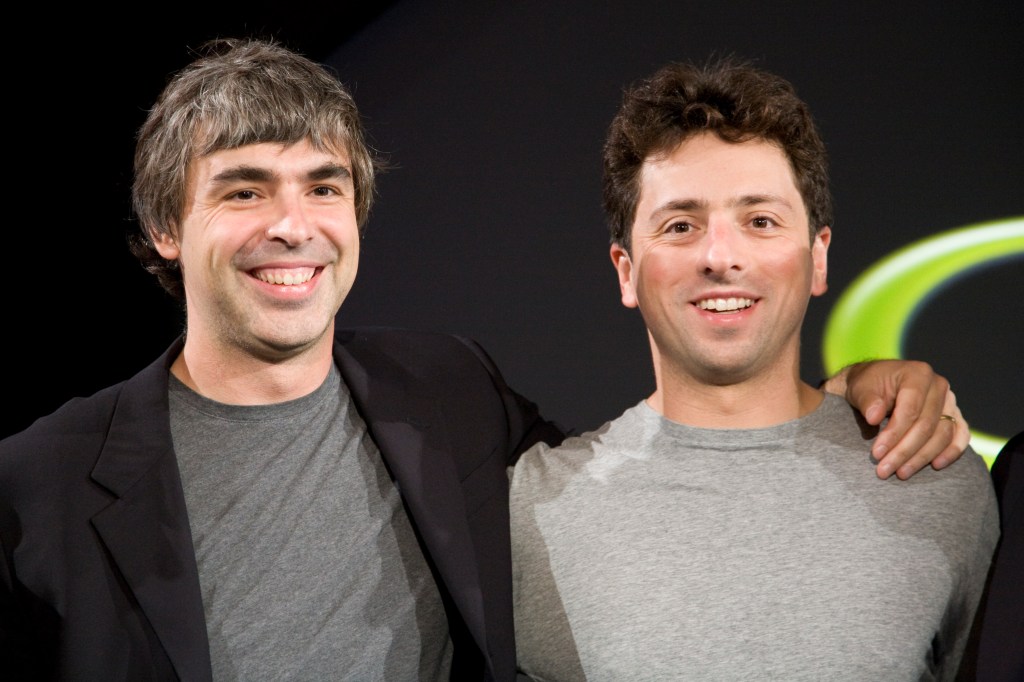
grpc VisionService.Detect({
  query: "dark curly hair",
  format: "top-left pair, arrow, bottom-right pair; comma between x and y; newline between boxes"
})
603,57 -> 832,252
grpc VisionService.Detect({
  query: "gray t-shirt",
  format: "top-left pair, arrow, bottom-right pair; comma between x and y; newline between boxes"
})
171,364 -> 452,681
510,394 -> 999,681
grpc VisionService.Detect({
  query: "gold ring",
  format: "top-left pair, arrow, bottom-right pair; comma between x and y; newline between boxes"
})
939,414 -> 957,425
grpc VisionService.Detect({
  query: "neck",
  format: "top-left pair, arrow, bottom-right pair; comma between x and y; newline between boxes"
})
649,357 -> 823,429
170,332 -> 335,406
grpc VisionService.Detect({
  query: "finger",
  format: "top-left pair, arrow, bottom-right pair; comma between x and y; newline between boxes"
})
875,406 -> 952,479
930,391 -> 969,470
893,417 -> 959,479
894,410 -> 966,478
876,421 -> 941,479
872,374 -> 950,478
860,397 -> 888,427
930,442 -> 968,472
870,373 -> 944,472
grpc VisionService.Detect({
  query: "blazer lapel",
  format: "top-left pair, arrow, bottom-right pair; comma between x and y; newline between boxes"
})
333,337 -> 490,657
89,342 -> 212,682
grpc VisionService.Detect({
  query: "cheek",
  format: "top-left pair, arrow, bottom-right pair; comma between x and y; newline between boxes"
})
215,216 -> 269,259
340,221 -> 361,249
340,232 -> 360,266
635,248 -> 687,295
760,241 -> 814,274
181,211 -> 247,263
781,254 -> 819,296
322,209 -> 360,246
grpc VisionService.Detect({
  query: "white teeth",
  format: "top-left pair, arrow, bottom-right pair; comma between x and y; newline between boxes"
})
698,297 -> 753,312
254,268 -> 315,285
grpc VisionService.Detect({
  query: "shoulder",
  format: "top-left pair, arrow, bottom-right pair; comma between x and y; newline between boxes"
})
1,382 -> 127,456
335,326 -> 496,371
0,382 -> 129,531
334,323 -> 556,430
992,430 -> 1024,505
333,326 -> 516,401
513,408 -> 638,478
334,325 -> 481,351
885,445 -> 1001,560
0,343 -> 177,485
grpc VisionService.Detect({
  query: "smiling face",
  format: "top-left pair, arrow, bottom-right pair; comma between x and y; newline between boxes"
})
611,132 -> 830,392
153,139 -> 359,367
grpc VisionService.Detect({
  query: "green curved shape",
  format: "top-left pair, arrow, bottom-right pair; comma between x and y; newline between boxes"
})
822,217 -> 1024,467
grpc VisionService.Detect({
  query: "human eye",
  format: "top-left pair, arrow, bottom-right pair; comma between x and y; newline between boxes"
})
665,220 -> 693,234
228,189 -> 259,202
751,215 -> 777,229
311,185 -> 339,197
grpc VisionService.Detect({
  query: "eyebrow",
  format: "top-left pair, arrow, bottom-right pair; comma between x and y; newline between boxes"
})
208,162 -> 353,188
733,193 -> 794,210
307,163 -> 353,183
648,193 -> 795,220
649,198 -> 706,217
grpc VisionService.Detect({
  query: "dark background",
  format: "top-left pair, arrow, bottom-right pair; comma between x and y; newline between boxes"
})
7,1 -> 1022,459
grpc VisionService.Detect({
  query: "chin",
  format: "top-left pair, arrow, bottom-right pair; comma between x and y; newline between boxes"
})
250,326 -> 329,356
690,359 -> 758,386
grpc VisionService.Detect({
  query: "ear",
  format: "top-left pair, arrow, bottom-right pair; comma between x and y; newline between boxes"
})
151,226 -> 181,260
610,243 -> 639,308
810,226 -> 830,297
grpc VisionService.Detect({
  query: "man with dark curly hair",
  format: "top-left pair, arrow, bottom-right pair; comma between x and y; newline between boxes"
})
511,58 -> 998,681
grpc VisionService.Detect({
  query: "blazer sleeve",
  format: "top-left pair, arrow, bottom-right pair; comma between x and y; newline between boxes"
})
452,334 -> 567,464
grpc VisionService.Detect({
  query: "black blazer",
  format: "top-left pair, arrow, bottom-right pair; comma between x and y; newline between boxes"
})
0,327 -> 564,681
971,430 -> 1024,682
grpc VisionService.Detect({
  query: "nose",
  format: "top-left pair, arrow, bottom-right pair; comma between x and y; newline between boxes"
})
700,218 -> 744,276
264,194 -> 313,246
